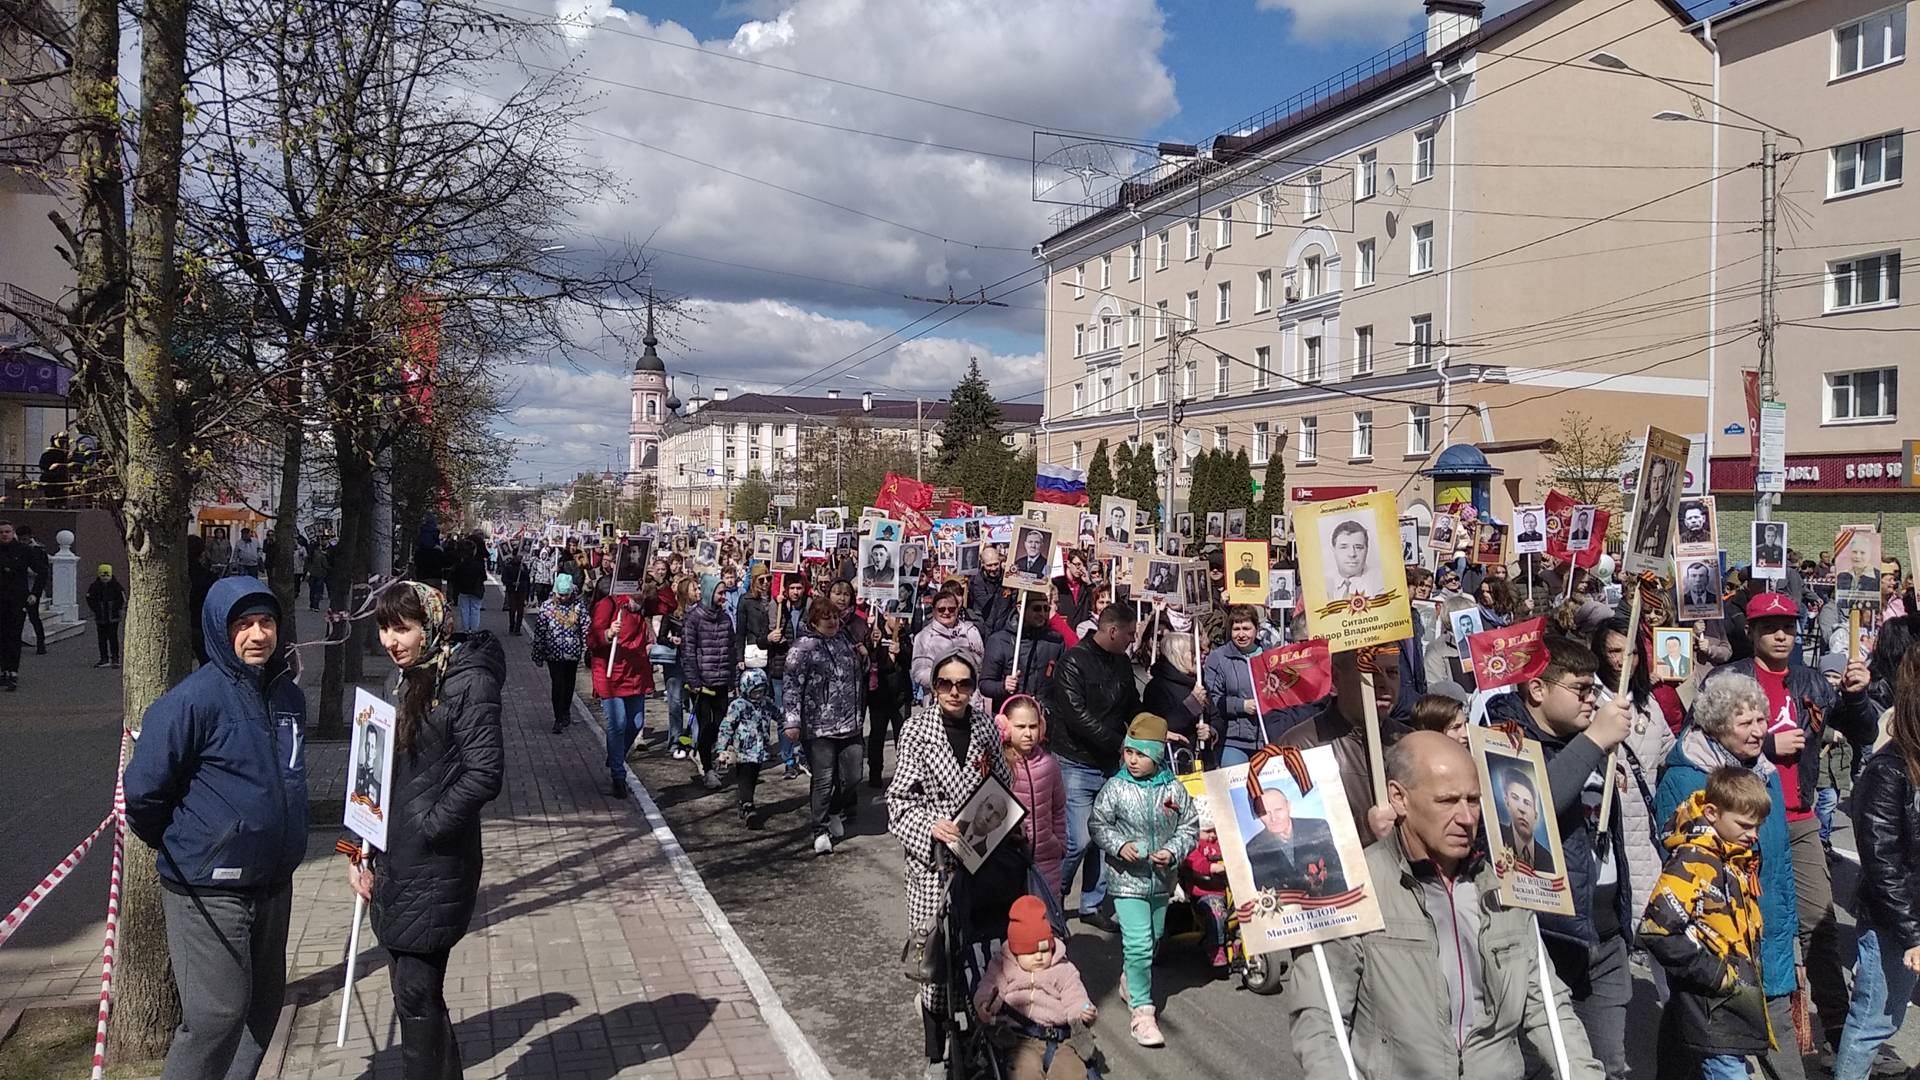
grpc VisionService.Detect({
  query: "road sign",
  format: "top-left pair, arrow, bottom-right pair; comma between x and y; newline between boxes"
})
772,494 -> 797,508
1757,402 -> 1787,493
1723,423 -> 1746,436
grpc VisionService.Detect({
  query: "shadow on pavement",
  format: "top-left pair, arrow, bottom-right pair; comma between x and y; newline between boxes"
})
365,990 -> 579,1074
501,992 -> 715,1079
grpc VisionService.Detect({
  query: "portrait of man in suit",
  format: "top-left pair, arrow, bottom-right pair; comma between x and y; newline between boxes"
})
1243,784 -> 1347,898
1632,457 -> 1678,558
1497,767 -> 1555,875
1233,551 -> 1262,588
1103,504 -> 1131,544
1678,559 -> 1718,613
1011,527 -> 1051,578
1569,508 -> 1594,545
1320,516 -> 1383,600
1515,511 -> 1544,547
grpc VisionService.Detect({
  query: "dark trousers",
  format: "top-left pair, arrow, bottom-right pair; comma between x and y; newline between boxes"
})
867,704 -> 902,786
692,690 -> 726,772
25,597 -> 44,649
1789,815 -> 1849,1039
0,601 -> 22,671
504,591 -> 525,634
96,620 -> 121,663
807,735 -> 863,836
1544,932 -> 1631,1078
547,660 -> 578,726
308,578 -> 327,611
388,946 -> 459,1080
158,880 -> 292,1080
736,762 -> 761,809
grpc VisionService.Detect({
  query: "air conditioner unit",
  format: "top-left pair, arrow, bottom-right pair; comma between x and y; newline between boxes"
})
1284,283 -> 1300,302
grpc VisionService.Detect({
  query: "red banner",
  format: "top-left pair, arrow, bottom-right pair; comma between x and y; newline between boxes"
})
876,472 -> 933,515
1741,368 -> 1762,458
1250,639 -> 1333,715
1543,490 -> 1608,570
1466,617 -> 1551,690
946,499 -> 976,518
1290,485 -> 1376,503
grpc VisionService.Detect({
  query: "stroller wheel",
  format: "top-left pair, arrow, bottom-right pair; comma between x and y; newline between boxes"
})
1241,951 -> 1288,996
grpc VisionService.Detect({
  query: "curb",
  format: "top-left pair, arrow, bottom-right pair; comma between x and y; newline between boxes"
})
572,696 -> 834,1080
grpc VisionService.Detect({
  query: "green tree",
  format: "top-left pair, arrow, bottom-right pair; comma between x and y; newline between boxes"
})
1254,452 -> 1286,543
731,469 -> 773,524
935,358 -> 1004,470
946,438 -> 1030,515
1188,448 -> 1217,523
1230,448 -> 1255,508
563,472 -> 611,524
1086,439 -> 1114,504
1128,440 -> 1161,519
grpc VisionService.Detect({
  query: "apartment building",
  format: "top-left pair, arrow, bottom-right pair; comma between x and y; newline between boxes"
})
1037,0 -> 1723,540
654,386 -> 1042,521
0,0 -> 75,501
1691,0 -> 1918,562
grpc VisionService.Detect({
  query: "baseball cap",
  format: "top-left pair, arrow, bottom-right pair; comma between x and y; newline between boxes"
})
1818,652 -> 1848,676
1745,591 -> 1799,621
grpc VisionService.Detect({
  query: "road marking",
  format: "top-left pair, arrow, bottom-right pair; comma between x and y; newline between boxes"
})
574,697 -> 834,1080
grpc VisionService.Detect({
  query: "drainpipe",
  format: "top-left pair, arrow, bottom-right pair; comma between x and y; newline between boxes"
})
1435,59 -> 1463,448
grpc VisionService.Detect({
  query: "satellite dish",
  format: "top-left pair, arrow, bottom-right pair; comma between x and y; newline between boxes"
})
1384,167 -> 1400,198
1385,212 -> 1399,239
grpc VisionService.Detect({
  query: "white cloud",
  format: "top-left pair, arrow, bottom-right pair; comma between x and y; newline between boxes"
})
1253,0 -> 1423,43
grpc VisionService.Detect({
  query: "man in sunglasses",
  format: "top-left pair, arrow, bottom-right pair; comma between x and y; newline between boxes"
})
1484,637 -> 1635,1076
980,591 -> 1066,712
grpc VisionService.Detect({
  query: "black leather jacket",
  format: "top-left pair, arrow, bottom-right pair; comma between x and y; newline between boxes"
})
1046,637 -> 1140,774
1851,747 -> 1920,951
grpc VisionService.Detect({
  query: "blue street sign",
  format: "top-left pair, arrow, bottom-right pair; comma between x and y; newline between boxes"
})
1723,423 -> 1746,435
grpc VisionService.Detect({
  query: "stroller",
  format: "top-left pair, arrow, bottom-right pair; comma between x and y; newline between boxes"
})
935,845 -> 1106,1079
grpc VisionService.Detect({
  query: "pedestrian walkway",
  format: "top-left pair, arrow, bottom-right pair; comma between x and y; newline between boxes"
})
274,603 -> 802,1079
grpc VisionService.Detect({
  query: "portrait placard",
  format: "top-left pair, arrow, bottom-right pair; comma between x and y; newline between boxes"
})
1565,505 -> 1598,554
1469,727 -> 1573,916
610,538 -> 650,596
1097,495 -> 1138,558
1625,426 -> 1692,576
1225,509 -> 1247,539
1176,512 -> 1194,539
949,774 -> 1026,874
1834,525 -> 1882,610
1653,626 -> 1695,682
1205,512 -> 1225,544
1270,514 -> 1290,545
1295,491 -> 1413,651
1512,505 -> 1548,555
1139,557 -> 1182,602
344,689 -> 397,851
1204,745 -> 1383,957
857,537 -> 900,600
1675,495 -> 1718,560
1267,569 -> 1297,611
1005,525 -> 1055,590
1674,556 -> 1723,621
1427,512 -> 1458,553
773,533 -> 802,572
1471,521 -> 1506,567
1225,540 -> 1269,605
1448,607 -> 1484,667
1751,521 -> 1788,580
956,543 -> 982,574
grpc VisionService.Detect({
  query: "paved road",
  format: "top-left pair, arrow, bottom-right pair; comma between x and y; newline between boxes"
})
628,721 -> 1920,1080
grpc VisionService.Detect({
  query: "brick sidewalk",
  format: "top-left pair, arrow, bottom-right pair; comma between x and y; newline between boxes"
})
269,618 -> 802,1079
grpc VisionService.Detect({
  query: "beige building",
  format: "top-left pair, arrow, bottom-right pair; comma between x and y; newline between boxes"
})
1689,0 -> 1918,561
1,0 -> 75,501
1036,0 -> 1723,539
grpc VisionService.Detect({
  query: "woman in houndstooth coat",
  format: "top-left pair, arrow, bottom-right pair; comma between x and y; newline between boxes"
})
887,650 -> 1015,1070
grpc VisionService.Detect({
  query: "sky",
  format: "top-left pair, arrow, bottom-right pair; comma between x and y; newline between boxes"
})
494,0 -> 1734,484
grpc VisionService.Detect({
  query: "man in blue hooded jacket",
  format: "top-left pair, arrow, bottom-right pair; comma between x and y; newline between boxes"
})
124,577 -> 308,1080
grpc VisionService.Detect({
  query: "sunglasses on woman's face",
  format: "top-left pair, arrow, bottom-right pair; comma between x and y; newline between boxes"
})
934,604 -> 959,615
934,677 -> 976,694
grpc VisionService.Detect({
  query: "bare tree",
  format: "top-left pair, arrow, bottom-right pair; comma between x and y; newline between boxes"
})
1543,413 -> 1634,540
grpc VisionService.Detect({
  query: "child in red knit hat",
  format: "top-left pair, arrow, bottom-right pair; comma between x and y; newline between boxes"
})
973,894 -> 1099,1079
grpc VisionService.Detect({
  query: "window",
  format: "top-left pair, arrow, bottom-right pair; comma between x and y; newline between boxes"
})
1154,300 -> 1169,339
1303,336 -> 1324,382
1072,382 -> 1084,414
1414,127 -> 1436,182
1126,372 -> 1140,409
1255,345 -> 1271,390
1153,432 -> 1168,469
1357,149 -> 1377,200
1186,220 -> 1200,260
1410,405 -> 1433,455
1832,133 -> 1902,195
1830,252 -> 1902,310
1100,317 -> 1115,351
1127,307 -> 1142,346
1099,374 -> 1114,412
1099,254 -> 1112,289
1356,238 -> 1376,287
1073,323 -> 1085,356
1214,426 -> 1229,451
1073,265 -> 1085,299
1069,443 -> 1083,470
1183,360 -> 1197,399
1303,254 -> 1324,297
1410,314 -> 1435,367
1835,7 -> 1905,78
1352,411 -> 1373,459
1217,206 -> 1233,247
1257,189 -> 1275,234
645,398 -> 658,421
1129,241 -> 1142,280
1214,354 -> 1230,396
1157,231 -> 1170,270
1153,369 -> 1168,403
1182,429 -> 1200,468
1826,367 -> 1898,421
1253,422 -> 1271,464
1412,222 -> 1435,274
1299,416 -> 1319,462
1184,290 -> 1199,329
1354,325 -> 1375,375
1303,171 -> 1323,219
1216,281 -> 1231,323
1256,269 -> 1273,312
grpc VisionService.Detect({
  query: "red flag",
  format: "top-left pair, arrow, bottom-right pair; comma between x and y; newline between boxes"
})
946,499 -> 976,518
1250,640 -> 1333,715
1466,617 -> 1551,690
876,472 -> 933,517
1544,490 -> 1609,570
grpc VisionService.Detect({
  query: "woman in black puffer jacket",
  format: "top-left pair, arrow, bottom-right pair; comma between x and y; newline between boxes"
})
1141,630 -> 1211,768
345,582 -> 504,1079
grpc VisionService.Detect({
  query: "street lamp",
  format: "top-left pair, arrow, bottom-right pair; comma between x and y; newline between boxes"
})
844,374 -> 947,481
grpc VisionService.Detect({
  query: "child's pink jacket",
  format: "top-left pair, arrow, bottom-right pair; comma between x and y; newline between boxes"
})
972,942 -> 1093,1029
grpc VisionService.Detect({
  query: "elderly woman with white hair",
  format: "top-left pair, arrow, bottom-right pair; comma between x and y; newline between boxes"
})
1142,626 -> 1211,766
1654,673 -> 1803,1080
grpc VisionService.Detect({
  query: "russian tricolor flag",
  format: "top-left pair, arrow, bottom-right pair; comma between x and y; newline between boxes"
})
1033,462 -> 1089,506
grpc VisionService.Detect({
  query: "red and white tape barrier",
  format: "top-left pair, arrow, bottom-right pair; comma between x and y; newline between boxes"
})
90,757 -> 127,1080
0,810 -> 115,949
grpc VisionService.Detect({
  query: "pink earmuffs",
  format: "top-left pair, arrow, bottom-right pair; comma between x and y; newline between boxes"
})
994,694 -> 1048,745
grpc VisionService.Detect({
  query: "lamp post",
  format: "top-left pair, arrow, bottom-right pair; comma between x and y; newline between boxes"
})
845,375 -> 947,481
1587,51 -> 1798,523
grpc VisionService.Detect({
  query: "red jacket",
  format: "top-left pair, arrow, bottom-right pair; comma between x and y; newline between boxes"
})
589,595 -> 655,698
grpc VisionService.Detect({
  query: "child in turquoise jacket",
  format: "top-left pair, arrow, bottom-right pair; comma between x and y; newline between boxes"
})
715,669 -> 778,828
1091,712 -> 1197,1049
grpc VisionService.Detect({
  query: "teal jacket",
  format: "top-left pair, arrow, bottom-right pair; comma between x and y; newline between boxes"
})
1090,770 -> 1198,899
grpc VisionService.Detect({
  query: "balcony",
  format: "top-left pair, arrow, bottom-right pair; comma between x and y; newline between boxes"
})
0,282 -> 59,348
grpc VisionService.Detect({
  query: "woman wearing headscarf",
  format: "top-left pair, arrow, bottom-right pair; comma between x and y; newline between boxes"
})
887,650 -> 1017,1077
343,582 -> 504,1079
528,572 -> 588,734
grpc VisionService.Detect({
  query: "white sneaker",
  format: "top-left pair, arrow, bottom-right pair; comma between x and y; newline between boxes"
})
1130,1005 -> 1165,1047
814,833 -> 834,856
702,771 -> 722,791
825,815 -> 845,840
